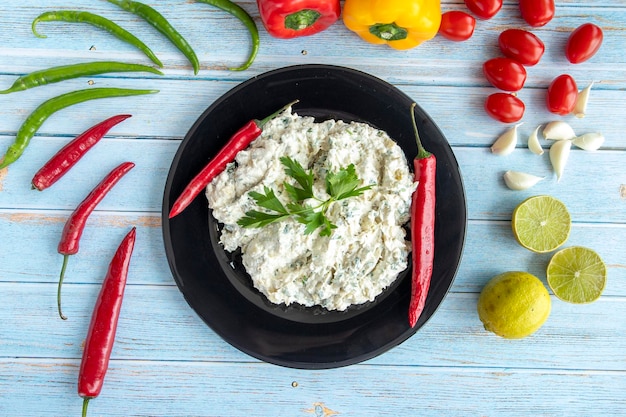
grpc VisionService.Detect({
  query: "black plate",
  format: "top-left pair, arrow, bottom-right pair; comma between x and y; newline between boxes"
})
162,65 -> 466,369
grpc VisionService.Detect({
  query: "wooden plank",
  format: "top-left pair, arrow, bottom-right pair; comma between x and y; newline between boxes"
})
0,358 -> 624,417
1,137 -> 625,223
1,78 -> 624,154
456,147 -> 626,222
0,1 -> 623,85
1,283 -> 624,371
456,221 -> 626,295
1,212 -> 624,294
0,136 -> 180,212
0,212 -> 171,285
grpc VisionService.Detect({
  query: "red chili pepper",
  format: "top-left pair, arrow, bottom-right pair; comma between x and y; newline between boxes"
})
32,114 -> 132,191
78,227 -> 136,417
257,0 -> 340,38
57,161 -> 135,320
408,103 -> 436,328
168,99 -> 298,219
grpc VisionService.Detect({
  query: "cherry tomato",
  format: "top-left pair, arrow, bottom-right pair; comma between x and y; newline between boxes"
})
565,23 -> 603,64
546,74 -> 578,115
439,11 -> 476,42
485,93 -> 525,123
483,58 -> 527,92
464,0 -> 502,20
519,0 -> 555,27
498,29 -> 545,66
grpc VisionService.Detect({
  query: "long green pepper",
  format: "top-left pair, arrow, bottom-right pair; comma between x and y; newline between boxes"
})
196,0 -> 259,71
0,61 -> 163,95
0,88 -> 158,169
107,0 -> 200,74
32,11 -> 163,68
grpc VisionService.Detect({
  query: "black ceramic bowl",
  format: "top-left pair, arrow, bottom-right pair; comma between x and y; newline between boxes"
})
163,64 -> 466,369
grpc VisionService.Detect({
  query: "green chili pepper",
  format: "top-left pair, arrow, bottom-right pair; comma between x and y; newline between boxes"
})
0,88 -> 158,169
32,11 -> 163,68
0,61 -> 163,95
107,0 -> 200,75
196,0 -> 259,71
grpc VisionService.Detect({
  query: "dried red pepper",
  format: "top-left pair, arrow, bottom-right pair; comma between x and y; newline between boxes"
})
32,114 -> 132,191
256,0 -> 340,38
57,161 -> 135,320
78,227 -> 136,417
168,100 -> 298,219
408,103 -> 436,328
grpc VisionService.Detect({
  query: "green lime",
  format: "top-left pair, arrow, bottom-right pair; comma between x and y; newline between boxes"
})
547,246 -> 607,304
477,271 -> 551,339
512,195 -> 571,253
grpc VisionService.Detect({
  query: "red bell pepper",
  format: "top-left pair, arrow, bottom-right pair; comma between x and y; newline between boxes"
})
257,0 -> 341,38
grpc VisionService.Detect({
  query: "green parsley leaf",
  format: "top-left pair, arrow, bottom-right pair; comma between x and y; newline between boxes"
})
237,210 -> 289,228
286,201 -> 314,216
326,164 -> 373,200
237,158 -> 373,236
295,210 -> 336,236
280,156 -> 314,201
284,182 -> 313,203
249,186 -> 288,214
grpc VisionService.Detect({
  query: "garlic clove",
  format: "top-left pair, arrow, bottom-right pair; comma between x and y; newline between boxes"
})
549,139 -> 572,182
528,125 -> 544,155
491,123 -> 522,156
543,121 -> 576,140
573,82 -> 594,118
572,132 -> 604,151
503,171 -> 544,190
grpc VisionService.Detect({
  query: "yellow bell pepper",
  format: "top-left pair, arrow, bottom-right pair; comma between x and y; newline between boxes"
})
342,0 -> 442,50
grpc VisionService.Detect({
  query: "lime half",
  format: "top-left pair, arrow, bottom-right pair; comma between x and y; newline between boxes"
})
512,195 -> 571,253
547,246 -> 607,304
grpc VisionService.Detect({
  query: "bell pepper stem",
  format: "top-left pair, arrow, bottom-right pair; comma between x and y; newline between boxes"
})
285,9 -> 321,31
369,23 -> 408,41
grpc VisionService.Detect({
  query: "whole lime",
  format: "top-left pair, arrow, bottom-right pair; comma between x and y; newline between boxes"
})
477,271 -> 551,339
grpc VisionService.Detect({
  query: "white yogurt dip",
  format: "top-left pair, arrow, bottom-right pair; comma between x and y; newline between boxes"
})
206,108 -> 415,311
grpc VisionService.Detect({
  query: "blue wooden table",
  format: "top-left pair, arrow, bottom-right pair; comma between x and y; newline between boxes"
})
1,1 -> 625,416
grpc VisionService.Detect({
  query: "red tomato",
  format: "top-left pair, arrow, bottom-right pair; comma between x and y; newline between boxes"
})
483,58 -> 527,92
519,0 -> 555,27
464,0 -> 502,20
498,29 -> 545,66
565,23 -> 603,64
439,11 -> 476,42
485,93 -> 525,123
546,74 -> 578,115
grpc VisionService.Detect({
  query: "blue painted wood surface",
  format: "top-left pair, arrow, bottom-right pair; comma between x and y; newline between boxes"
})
1,1 -> 625,416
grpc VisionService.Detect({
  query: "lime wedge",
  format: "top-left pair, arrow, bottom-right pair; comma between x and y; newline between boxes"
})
511,195 -> 571,253
547,246 -> 607,304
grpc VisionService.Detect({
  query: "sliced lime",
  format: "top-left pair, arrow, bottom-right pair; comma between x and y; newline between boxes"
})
511,195 -> 571,253
547,246 -> 607,304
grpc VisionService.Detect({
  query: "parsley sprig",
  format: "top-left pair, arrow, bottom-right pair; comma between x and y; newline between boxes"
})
237,156 -> 373,236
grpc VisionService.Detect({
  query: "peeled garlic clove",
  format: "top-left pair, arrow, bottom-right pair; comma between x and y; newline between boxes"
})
549,139 -> 572,182
491,123 -> 522,156
543,121 -> 576,140
573,82 -> 594,118
503,171 -> 544,190
573,132 -> 604,151
528,125 -> 544,155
